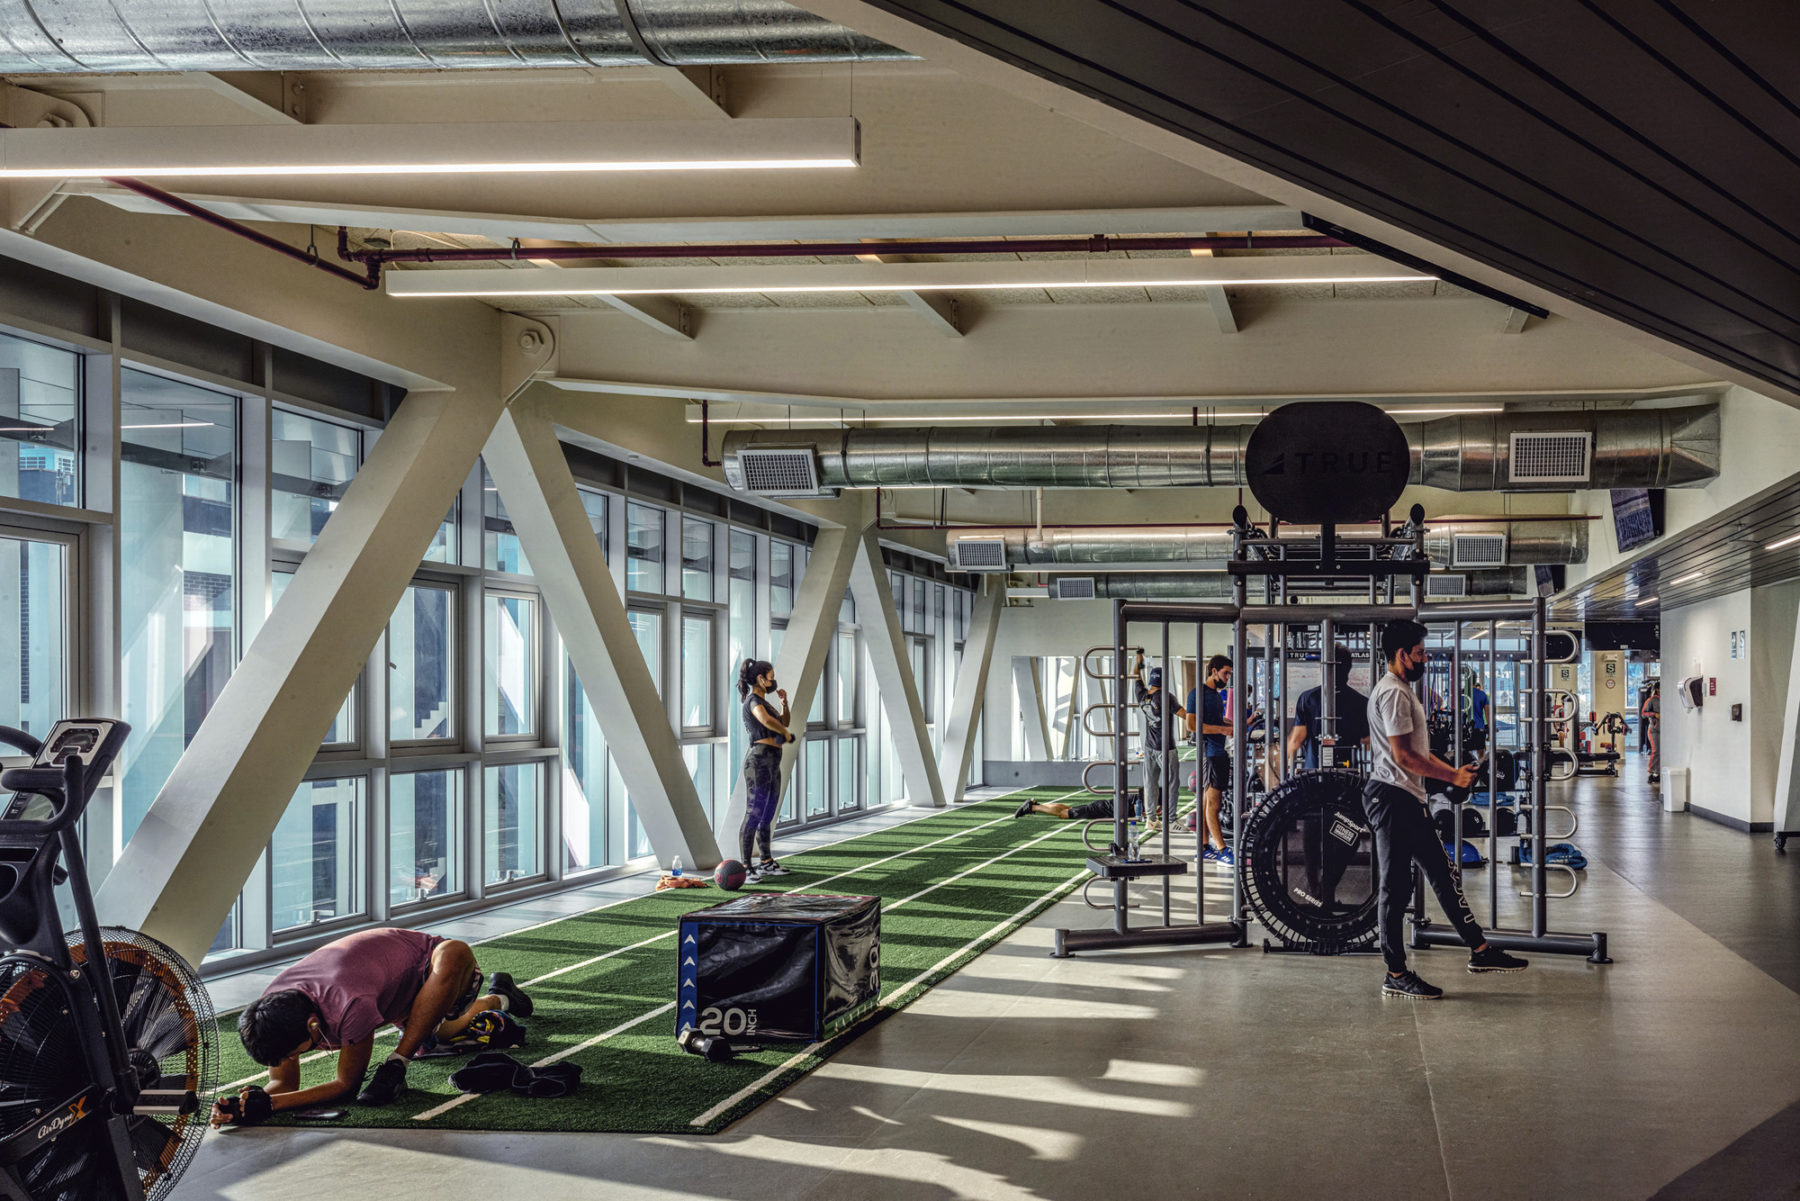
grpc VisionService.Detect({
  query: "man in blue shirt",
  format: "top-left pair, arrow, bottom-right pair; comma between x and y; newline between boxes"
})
1187,654 -> 1236,870
1469,683 -> 1490,753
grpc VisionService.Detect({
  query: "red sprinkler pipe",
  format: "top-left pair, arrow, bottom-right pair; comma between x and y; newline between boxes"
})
106,177 -> 380,290
339,232 -> 1347,266
0,121 -> 379,290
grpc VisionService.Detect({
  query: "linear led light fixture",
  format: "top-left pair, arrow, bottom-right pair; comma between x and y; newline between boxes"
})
1634,595 -> 1658,607
0,118 -> 860,180
686,405 -> 1502,426
1670,572 -> 1702,585
1768,531 -> 1800,551
386,255 -> 1433,299
122,421 -> 214,429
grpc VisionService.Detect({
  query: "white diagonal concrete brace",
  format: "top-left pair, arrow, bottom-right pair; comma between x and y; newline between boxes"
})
482,394 -> 721,869
849,526 -> 946,809
939,580 -> 1004,802
96,388 -> 504,964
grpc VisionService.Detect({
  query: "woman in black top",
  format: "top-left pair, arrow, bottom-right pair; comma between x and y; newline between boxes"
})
737,658 -> 795,883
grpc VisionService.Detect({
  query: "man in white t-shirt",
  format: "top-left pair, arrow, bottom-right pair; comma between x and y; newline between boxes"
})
1365,619 -> 1528,998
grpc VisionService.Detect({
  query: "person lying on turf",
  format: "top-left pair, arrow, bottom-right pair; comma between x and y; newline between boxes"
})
1013,794 -> 1125,822
211,928 -> 533,1125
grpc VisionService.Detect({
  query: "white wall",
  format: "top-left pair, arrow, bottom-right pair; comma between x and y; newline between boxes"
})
1660,583 -> 1800,828
1568,386 -> 1800,588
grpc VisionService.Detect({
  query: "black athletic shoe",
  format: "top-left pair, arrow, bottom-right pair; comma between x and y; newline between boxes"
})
357,1058 -> 408,1106
488,970 -> 534,1018
1014,798 -> 1037,819
1468,946 -> 1530,974
1381,971 -> 1444,999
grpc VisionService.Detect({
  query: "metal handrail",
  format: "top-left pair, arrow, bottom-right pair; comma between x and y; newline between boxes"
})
1081,645 -> 1142,681
1082,759 -> 1120,795
1546,747 -> 1579,782
1520,861 -> 1579,900
1082,703 -> 1140,739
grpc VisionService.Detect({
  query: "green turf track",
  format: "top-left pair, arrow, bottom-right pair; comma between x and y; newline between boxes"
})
216,785 -> 1140,1135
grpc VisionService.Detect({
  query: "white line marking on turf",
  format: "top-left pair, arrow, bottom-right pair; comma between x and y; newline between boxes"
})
517,788 -> 1084,990
217,790 -> 1062,1093
415,794 -> 1089,1125
688,865 -> 1090,1128
412,1002 -> 678,1121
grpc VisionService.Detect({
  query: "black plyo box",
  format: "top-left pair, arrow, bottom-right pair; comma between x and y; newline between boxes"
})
677,892 -> 881,1043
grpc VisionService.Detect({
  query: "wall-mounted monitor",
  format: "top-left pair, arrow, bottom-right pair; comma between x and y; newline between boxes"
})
1534,564 -> 1565,598
1611,488 -> 1665,553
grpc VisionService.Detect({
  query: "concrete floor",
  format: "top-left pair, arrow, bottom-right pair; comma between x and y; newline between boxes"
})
184,761 -> 1800,1200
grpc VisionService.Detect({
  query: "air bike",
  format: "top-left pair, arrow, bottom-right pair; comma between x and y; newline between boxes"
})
0,721 -> 219,1201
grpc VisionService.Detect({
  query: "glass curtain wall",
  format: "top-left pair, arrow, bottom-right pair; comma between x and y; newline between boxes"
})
118,369 -> 239,850
0,308 -> 949,965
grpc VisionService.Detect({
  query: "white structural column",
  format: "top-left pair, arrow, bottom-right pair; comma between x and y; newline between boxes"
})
1773,601 -> 1800,835
718,523 -> 859,841
482,395 -> 721,869
939,581 -> 1004,801
849,527 -> 947,809
1013,657 -> 1052,760
96,389 -> 504,965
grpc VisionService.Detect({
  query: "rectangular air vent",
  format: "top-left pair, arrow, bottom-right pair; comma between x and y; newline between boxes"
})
1509,431 -> 1593,484
1451,533 -> 1508,568
951,539 -> 1008,572
733,448 -> 822,495
1426,573 -> 1469,598
1053,577 -> 1096,600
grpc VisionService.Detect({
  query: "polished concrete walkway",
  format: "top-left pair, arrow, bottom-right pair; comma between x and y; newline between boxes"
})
186,764 -> 1800,1200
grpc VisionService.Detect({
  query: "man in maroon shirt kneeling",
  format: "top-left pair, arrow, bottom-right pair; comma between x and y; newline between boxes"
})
212,928 -> 534,1124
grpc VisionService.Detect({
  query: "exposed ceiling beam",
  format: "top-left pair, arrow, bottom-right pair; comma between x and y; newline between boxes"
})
649,66 -> 732,119
858,251 -> 961,336
179,73 -> 304,124
74,188 -> 1307,245
591,293 -> 694,339
385,254 -> 1430,299
1203,286 -> 1238,334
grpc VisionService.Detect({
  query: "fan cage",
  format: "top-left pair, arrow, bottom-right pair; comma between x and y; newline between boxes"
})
66,927 -> 220,1201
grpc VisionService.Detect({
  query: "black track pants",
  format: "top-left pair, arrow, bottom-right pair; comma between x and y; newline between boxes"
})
1362,780 -> 1485,973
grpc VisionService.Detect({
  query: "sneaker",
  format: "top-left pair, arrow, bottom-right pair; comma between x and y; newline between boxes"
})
1468,945 -> 1530,974
357,1058 -> 408,1106
1211,846 -> 1235,872
1014,798 -> 1038,819
1381,970 -> 1444,999
487,970 -> 534,1018
743,869 -> 765,886
1199,846 -> 1219,864
758,861 -> 791,878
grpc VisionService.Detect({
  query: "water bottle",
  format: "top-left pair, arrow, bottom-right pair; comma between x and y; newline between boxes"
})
671,856 -> 683,878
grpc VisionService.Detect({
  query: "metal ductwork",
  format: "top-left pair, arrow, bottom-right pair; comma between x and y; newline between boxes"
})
721,404 -> 1719,493
1034,568 -> 1528,601
952,520 -> 1586,570
0,1 -> 907,73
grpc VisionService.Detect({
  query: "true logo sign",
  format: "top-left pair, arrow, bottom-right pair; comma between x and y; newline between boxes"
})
1244,402 -> 1412,524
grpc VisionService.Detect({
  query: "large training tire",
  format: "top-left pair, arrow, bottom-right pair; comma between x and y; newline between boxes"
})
1239,769 -> 1379,954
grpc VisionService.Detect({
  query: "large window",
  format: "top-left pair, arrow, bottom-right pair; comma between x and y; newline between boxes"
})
630,609 -> 662,693
564,659 -> 613,873
837,629 -> 857,724
390,583 -> 455,742
0,331 -> 79,508
804,738 -> 828,819
682,613 -> 713,731
770,541 -> 795,618
0,532 -> 68,738
391,769 -> 461,905
482,463 -> 530,574
272,570 -> 355,746
627,502 -> 664,593
271,777 -> 364,932
271,409 -> 359,545
484,592 -> 537,738
485,761 -> 543,884
682,517 -> 714,601
727,531 -> 757,773
118,369 -> 238,846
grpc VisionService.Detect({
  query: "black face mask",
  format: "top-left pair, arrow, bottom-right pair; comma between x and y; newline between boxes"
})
1403,659 -> 1426,683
